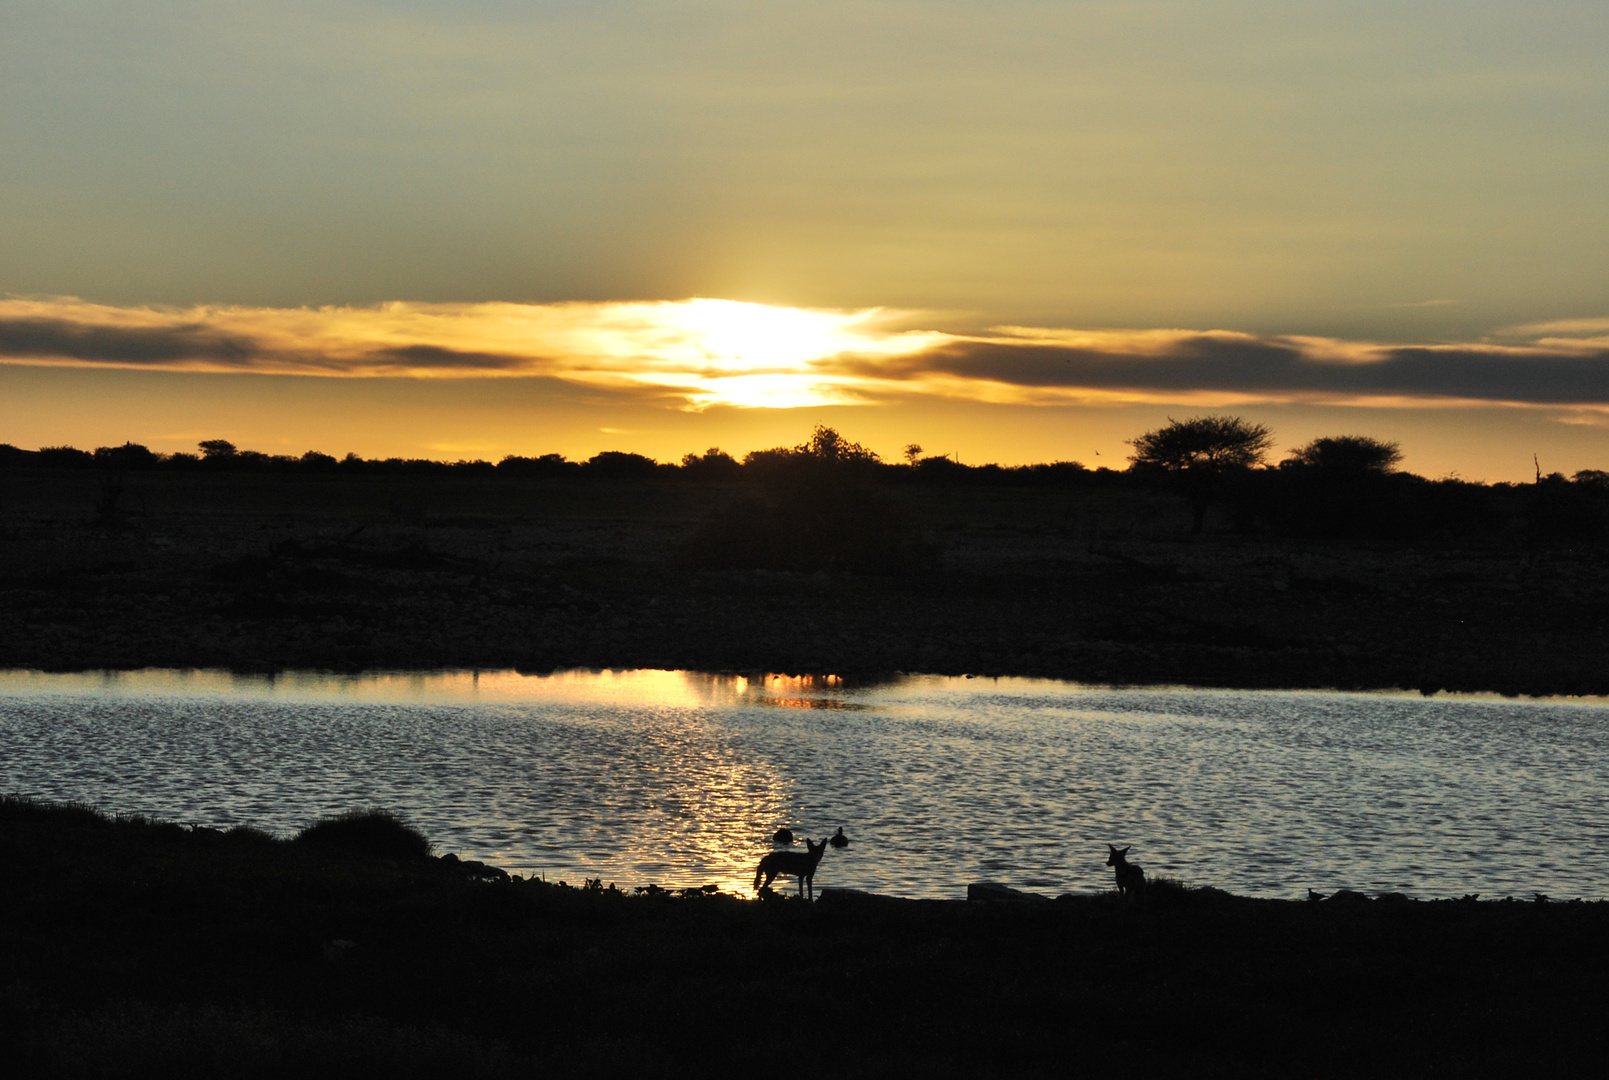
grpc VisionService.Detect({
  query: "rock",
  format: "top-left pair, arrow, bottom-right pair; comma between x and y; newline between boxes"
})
967,882 -> 1048,903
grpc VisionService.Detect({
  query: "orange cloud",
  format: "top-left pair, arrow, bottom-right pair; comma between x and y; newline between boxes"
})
4,296 -> 1609,412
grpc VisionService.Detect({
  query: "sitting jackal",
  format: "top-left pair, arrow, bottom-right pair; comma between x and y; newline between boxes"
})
754,837 -> 829,900
1106,844 -> 1146,899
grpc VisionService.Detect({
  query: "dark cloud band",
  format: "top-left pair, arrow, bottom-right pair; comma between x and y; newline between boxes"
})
0,316 -> 263,367
0,315 -> 530,375
876,335 -> 1609,406
5,303 -> 1609,408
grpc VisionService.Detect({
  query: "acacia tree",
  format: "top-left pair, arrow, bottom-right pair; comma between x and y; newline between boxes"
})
1129,415 -> 1274,533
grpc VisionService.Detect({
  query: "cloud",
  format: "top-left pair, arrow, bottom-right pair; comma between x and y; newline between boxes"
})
870,327 -> 1609,409
0,297 -> 947,408
4,296 -> 1609,412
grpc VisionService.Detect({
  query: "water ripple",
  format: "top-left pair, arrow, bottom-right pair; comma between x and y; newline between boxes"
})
1,670 -> 1605,899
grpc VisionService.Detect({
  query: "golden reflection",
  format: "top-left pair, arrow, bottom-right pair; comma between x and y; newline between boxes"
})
678,671 -> 863,711
0,667 -> 889,715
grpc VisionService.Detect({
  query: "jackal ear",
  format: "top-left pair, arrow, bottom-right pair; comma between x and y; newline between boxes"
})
1108,844 -> 1118,853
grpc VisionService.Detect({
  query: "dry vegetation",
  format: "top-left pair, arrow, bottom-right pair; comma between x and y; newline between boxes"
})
4,457 -> 1609,694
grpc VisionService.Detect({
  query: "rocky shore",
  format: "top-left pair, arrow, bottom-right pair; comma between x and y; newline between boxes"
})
3,797 -> 1606,1075
4,468 -> 1609,695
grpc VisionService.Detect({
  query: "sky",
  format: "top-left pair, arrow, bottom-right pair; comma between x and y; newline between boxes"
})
2,1 -> 1607,479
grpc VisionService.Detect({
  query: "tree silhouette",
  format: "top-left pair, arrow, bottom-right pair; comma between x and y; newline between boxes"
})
797,425 -> 880,464
1283,435 -> 1401,474
1129,415 -> 1273,533
680,447 -> 742,480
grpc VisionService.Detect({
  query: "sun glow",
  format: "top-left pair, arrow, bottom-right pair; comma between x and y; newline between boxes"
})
0,296 -> 951,411
8,296 -> 1609,417
581,299 -> 950,407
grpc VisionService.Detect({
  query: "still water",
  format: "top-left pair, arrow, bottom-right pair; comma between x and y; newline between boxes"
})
1,668 -> 1605,900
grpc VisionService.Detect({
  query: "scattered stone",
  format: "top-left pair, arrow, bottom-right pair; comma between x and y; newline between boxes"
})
967,882 -> 1049,903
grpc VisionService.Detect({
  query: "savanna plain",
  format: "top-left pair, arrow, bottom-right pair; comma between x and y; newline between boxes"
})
4,441 -> 1609,1074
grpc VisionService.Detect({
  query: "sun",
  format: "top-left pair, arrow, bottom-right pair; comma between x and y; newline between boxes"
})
628,299 -> 948,407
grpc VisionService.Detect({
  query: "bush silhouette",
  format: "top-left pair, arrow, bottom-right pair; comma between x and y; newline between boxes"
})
583,451 -> 662,479
36,445 -> 96,469
93,442 -> 161,470
1281,435 -> 1401,475
496,453 -> 578,477
294,808 -> 432,860
680,447 -> 742,480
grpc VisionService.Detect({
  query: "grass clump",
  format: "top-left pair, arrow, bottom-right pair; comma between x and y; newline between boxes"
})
0,794 -> 112,829
1146,875 -> 1234,906
293,808 -> 432,861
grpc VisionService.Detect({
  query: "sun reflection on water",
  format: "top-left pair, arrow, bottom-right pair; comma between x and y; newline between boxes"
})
0,668 -> 860,712
7,668 -> 1607,899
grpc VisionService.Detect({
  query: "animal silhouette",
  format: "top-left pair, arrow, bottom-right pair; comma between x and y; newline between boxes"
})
772,827 -> 795,845
1106,844 -> 1146,899
829,827 -> 849,848
754,837 -> 829,899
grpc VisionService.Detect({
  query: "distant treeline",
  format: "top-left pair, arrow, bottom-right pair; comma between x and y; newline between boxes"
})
0,434 -> 1105,486
8,424 -> 1609,544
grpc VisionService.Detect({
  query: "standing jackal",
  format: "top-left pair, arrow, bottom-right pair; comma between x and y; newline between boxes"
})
1106,844 -> 1146,899
754,837 -> 829,899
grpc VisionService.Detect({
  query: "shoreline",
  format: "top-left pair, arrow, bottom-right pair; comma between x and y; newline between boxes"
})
10,661 -> 1609,704
3,797 -> 1605,1073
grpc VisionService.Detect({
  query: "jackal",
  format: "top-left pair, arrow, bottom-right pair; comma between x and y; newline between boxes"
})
1106,844 -> 1146,899
754,836 -> 829,899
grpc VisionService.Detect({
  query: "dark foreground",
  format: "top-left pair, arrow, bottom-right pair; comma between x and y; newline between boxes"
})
2,800 -> 1604,1077
6,468 -> 1609,695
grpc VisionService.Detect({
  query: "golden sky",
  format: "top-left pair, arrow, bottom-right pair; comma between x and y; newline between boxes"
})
3,2 -> 1607,479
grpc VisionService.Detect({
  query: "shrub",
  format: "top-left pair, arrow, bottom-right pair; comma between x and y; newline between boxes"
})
1281,434 -> 1402,474
583,451 -> 661,479
93,442 -> 162,470
36,445 -> 95,468
497,453 -> 579,477
294,808 -> 432,860
680,447 -> 742,480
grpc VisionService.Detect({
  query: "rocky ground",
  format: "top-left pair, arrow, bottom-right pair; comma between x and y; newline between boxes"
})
3,467 -> 1609,695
